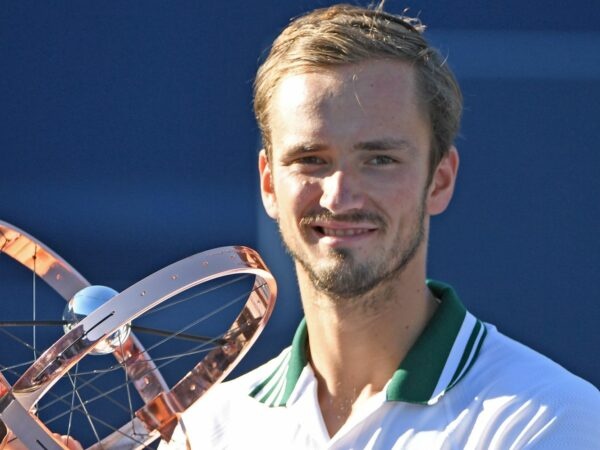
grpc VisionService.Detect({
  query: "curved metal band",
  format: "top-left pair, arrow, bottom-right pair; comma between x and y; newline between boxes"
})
0,220 -> 168,405
11,246 -> 276,448
0,220 -> 89,299
0,220 -> 171,447
0,373 -> 65,450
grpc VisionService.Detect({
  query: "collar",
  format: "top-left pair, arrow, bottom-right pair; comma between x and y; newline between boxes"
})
249,280 -> 487,406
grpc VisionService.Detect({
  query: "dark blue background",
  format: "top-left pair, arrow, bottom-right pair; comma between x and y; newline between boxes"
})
1,0 -> 599,438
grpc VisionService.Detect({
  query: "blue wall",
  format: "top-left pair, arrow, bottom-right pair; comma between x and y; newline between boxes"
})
1,0 -> 599,442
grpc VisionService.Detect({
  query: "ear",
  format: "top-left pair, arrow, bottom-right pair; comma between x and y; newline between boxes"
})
258,149 -> 279,220
426,146 -> 459,216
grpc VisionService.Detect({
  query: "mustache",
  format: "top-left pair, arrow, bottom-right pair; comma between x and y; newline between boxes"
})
300,210 -> 386,228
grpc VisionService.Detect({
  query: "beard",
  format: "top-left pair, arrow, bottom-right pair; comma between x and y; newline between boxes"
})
280,195 -> 426,300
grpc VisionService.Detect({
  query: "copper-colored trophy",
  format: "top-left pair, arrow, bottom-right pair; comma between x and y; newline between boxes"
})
0,220 -> 277,448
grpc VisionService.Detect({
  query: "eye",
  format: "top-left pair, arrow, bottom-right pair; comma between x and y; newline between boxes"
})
294,155 -> 326,165
368,155 -> 398,165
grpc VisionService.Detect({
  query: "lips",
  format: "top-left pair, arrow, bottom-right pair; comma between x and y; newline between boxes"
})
301,212 -> 383,241
319,227 -> 373,237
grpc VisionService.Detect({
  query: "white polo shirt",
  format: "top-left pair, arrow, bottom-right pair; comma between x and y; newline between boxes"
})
161,281 -> 600,449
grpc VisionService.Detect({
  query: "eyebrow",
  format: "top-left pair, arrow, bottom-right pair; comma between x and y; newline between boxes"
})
284,143 -> 326,155
353,138 -> 414,152
282,138 -> 415,156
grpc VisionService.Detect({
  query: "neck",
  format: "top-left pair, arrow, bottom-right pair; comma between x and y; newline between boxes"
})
296,255 -> 438,437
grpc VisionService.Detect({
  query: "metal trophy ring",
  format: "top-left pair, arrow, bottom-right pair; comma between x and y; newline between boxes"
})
0,220 -> 277,449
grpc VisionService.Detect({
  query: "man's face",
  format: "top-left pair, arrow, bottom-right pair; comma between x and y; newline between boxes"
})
259,60 -> 457,298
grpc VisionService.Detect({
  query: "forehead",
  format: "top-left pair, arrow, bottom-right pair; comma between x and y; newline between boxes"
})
268,60 -> 429,149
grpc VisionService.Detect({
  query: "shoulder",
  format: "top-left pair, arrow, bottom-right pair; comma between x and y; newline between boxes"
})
459,324 -> 600,448
221,345 -> 293,396
189,345 -> 292,415
159,347 -> 293,449
477,324 -> 598,397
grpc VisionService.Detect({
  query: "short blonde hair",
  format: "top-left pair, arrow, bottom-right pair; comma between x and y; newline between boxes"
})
254,3 -> 462,178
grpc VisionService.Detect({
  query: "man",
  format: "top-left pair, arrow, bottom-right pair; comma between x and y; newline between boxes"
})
161,3 -> 600,449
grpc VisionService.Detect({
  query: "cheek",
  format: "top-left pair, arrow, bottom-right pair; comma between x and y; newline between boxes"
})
372,175 -> 420,203
275,176 -> 320,213
372,177 -> 426,224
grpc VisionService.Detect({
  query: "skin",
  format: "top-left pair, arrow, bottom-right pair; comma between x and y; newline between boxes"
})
3,434 -> 82,450
259,60 -> 459,436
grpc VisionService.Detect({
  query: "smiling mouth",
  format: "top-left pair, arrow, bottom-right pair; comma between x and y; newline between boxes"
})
314,226 -> 376,237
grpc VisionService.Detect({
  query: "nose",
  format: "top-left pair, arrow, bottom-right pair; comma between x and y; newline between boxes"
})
319,169 -> 366,213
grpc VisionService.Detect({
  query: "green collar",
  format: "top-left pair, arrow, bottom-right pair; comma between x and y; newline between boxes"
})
250,280 -> 487,406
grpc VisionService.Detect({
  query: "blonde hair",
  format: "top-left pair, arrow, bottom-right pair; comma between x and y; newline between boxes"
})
254,3 -> 462,177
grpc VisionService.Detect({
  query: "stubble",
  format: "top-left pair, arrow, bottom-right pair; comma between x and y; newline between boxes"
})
280,196 -> 426,305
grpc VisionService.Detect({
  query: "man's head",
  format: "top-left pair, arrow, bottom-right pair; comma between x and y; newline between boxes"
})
254,3 -> 462,180
256,4 -> 461,301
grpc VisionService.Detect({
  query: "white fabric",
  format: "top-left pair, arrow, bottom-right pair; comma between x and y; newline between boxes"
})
160,324 -> 600,449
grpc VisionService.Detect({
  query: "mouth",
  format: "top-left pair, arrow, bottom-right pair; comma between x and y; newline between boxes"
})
314,226 -> 376,237
310,223 -> 379,246
301,212 -> 383,244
